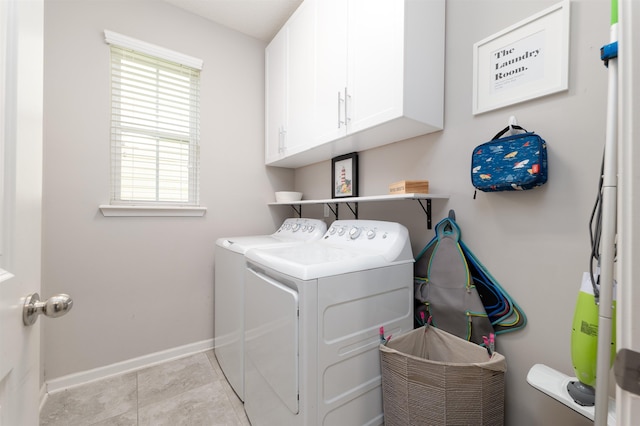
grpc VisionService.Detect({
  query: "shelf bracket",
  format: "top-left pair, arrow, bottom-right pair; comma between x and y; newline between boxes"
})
325,203 -> 339,220
345,202 -> 359,219
415,199 -> 433,229
290,204 -> 302,218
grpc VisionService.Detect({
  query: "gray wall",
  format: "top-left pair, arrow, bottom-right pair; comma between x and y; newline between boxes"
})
295,1 -> 606,425
42,0 -> 292,380
42,0 -> 610,425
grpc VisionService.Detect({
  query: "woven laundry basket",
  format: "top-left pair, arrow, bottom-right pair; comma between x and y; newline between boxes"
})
379,326 -> 506,426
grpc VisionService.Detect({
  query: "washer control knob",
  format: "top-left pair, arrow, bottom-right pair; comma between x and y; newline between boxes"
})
366,229 -> 376,239
349,227 -> 361,239
301,225 -> 307,232
291,223 -> 300,232
337,226 -> 346,236
329,226 -> 337,235
308,225 -> 315,232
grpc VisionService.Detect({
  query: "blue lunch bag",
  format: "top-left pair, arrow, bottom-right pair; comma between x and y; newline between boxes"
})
471,125 -> 548,194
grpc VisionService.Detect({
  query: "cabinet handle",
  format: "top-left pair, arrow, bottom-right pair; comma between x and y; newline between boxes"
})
337,91 -> 345,128
278,126 -> 286,153
345,87 -> 351,125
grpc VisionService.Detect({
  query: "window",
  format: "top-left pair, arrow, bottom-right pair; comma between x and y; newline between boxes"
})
105,31 -> 203,206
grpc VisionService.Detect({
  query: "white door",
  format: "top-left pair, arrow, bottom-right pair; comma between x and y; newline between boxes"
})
618,1 -> 640,423
0,0 -> 44,425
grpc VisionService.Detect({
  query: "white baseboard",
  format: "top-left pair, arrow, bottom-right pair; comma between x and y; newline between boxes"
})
39,383 -> 48,413
45,338 -> 214,394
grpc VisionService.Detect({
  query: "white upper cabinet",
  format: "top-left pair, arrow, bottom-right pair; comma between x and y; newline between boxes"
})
314,0 -> 349,145
265,28 -> 287,165
346,0 -> 406,135
266,0 -> 445,168
265,0 -> 316,164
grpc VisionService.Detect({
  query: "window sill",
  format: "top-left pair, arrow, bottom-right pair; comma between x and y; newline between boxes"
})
99,205 -> 207,217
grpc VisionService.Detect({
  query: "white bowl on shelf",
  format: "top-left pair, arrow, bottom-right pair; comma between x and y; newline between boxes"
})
275,191 -> 303,202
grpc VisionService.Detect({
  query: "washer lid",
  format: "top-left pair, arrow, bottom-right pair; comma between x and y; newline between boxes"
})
246,220 -> 414,280
216,218 -> 327,254
216,235 -> 291,254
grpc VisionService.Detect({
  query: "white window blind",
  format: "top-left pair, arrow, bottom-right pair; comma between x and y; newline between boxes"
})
108,37 -> 201,206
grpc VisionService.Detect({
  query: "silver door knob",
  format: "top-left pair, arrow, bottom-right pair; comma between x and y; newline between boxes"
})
23,292 -> 73,326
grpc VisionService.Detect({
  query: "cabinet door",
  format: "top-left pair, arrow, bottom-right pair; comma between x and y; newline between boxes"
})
313,0 -> 348,146
347,0 -> 404,134
285,0 -> 316,155
265,28 -> 287,164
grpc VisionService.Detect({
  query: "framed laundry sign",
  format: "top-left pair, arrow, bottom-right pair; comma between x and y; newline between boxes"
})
472,0 -> 570,115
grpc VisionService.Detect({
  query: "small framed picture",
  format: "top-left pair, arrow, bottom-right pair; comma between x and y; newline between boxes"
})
331,152 -> 358,198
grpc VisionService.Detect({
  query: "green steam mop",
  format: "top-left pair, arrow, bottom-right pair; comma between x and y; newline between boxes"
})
527,0 -> 618,424
566,272 -> 616,407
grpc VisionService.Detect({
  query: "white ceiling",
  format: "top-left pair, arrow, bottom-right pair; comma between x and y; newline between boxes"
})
164,0 -> 304,42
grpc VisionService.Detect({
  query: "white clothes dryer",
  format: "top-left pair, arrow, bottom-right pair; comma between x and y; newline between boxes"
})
243,220 -> 414,426
214,217 -> 326,401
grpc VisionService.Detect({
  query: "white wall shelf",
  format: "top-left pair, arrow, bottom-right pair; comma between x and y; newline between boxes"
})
268,193 -> 449,229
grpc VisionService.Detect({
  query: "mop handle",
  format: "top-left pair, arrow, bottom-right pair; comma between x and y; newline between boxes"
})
594,2 -> 618,425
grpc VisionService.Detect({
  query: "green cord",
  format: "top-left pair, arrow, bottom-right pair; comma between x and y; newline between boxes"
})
611,0 -> 618,25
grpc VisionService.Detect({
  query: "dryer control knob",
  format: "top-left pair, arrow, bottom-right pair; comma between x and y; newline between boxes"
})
291,223 -> 300,232
366,229 -> 376,239
349,227 -> 361,239
329,226 -> 337,235
337,227 -> 346,236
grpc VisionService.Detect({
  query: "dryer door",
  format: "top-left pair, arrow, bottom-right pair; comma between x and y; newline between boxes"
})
245,268 -> 299,415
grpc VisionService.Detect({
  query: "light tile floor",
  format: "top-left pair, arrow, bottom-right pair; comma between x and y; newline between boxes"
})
40,350 -> 250,426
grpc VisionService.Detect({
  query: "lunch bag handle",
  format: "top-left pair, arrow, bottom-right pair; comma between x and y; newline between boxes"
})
492,124 -> 528,140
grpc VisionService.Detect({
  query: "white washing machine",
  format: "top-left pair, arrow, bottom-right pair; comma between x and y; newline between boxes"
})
243,220 -> 414,426
214,218 -> 327,401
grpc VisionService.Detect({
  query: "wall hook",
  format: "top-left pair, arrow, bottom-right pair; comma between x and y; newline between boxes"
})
508,115 -> 518,135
